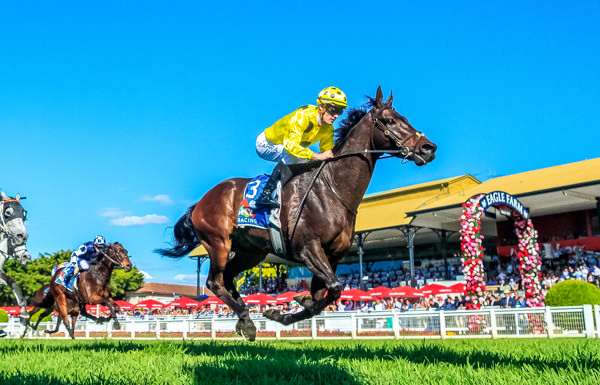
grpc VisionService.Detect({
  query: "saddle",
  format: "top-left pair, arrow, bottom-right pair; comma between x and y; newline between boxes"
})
237,160 -> 327,257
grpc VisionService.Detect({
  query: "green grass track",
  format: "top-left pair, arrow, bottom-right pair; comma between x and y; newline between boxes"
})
1,338 -> 599,385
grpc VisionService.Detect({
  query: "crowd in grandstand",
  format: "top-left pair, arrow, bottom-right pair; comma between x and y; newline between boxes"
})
4,250 -> 596,321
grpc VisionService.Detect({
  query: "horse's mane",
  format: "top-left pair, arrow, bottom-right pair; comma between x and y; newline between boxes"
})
333,98 -> 374,153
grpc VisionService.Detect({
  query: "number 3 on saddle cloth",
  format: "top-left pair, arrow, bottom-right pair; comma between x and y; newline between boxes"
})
237,174 -> 286,256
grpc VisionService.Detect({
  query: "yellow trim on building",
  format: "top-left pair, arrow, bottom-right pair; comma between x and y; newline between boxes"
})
189,157 -> 600,258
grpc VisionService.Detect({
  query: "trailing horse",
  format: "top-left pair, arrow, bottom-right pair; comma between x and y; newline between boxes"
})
44,242 -> 132,339
23,284 -> 79,338
0,191 -> 31,329
156,87 -> 437,341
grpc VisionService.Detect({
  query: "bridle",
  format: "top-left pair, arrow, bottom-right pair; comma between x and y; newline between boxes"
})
0,199 -> 28,258
289,106 -> 428,241
96,245 -> 128,269
370,105 -> 425,161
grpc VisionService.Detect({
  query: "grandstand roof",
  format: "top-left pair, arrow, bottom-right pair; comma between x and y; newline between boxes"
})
190,157 -> 600,261
408,157 -> 600,234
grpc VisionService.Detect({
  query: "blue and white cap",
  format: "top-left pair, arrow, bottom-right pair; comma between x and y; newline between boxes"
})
93,235 -> 107,245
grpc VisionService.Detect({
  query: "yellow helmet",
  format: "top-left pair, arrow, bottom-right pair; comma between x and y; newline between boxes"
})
317,86 -> 347,107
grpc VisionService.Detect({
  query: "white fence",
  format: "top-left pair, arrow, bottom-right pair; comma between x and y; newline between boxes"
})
3,305 -> 599,340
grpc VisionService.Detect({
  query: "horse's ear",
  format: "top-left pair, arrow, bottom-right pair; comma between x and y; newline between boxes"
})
375,86 -> 384,107
0,191 -> 7,201
385,89 -> 393,107
16,194 -> 20,201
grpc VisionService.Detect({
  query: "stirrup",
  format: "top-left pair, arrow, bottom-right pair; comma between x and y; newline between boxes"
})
255,196 -> 280,208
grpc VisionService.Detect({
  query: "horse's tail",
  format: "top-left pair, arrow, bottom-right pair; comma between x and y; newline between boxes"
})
154,204 -> 199,258
29,285 -> 54,309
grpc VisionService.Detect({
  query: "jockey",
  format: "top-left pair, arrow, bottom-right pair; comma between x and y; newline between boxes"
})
62,235 -> 106,290
254,86 -> 347,207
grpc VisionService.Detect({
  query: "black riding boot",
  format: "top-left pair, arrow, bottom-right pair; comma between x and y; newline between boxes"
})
255,161 -> 292,208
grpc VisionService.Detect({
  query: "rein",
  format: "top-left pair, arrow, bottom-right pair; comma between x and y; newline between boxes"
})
96,248 -> 126,269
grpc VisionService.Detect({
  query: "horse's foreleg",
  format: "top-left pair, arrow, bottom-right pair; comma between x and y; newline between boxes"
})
0,270 -> 30,326
265,269 -> 342,325
78,304 -> 102,323
104,298 -> 121,329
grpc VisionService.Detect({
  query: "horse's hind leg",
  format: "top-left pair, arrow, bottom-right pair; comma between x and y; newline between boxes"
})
45,313 -> 64,334
205,244 -> 261,341
222,250 -> 267,340
54,293 -> 76,339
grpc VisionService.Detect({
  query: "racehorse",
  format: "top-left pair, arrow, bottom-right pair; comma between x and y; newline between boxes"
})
23,284 -> 79,338
156,87 -> 437,341
46,242 -> 133,339
0,191 -> 31,327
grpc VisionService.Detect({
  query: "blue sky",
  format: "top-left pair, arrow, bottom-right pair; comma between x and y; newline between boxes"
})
1,1 -> 599,286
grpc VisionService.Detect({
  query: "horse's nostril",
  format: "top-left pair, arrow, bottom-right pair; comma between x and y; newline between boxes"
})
421,143 -> 437,154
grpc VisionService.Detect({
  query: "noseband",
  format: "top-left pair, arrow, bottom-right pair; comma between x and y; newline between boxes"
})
371,106 -> 425,160
96,247 -> 127,269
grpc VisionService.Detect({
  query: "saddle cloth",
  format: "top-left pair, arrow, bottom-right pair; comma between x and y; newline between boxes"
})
54,267 -> 79,292
237,174 -> 272,229
237,175 -> 286,256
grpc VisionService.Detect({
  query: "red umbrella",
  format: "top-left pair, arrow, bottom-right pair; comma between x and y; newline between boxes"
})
367,286 -> 392,298
85,304 -> 109,313
388,286 -> 425,298
243,293 -> 277,305
0,306 -> 21,315
202,296 -> 225,305
135,299 -> 166,309
167,297 -> 201,308
115,300 -> 135,310
275,291 -> 299,304
339,288 -> 374,301
419,284 -> 454,296
449,283 -> 467,293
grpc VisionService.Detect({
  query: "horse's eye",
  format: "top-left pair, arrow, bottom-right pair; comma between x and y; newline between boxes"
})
4,207 -> 14,217
384,118 -> 396,125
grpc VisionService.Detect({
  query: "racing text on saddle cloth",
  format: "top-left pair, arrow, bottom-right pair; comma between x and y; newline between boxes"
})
237,175 -> 270,229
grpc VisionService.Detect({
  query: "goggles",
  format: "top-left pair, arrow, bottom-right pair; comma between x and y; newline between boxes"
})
325,104 -> 345,116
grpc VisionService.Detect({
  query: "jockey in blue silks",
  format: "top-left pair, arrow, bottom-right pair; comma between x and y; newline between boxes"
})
62,235 -> 106,290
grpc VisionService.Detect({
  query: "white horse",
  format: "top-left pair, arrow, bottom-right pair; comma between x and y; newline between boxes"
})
0,191 -> 31,335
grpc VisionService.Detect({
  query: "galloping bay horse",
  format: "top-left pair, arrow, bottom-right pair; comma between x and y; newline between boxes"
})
45,242 -> 132,339
156,87 -> 437,341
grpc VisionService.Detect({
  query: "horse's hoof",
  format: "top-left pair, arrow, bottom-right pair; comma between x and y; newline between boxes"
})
263,309 -> 280,322
294,294 -> 313,308
113,323 -> 121,330
236,319 -> 256,342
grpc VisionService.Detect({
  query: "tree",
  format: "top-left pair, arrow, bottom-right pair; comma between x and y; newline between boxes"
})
110,267 -> 145,300
0,250 -> 70,306
235,263 -> 287,292
0,250 -> 145,305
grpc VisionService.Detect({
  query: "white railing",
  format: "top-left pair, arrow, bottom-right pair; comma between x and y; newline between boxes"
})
3,305 -> 598,340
